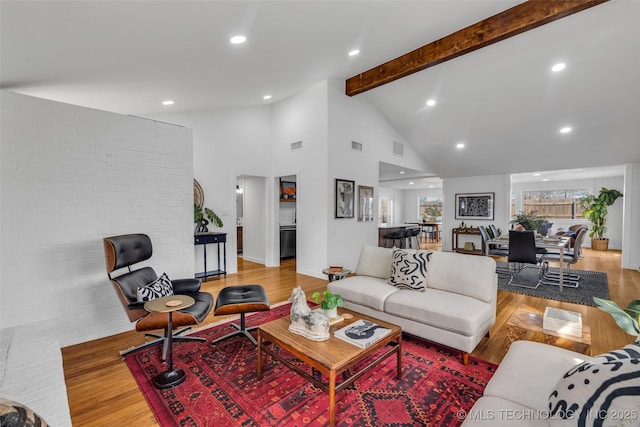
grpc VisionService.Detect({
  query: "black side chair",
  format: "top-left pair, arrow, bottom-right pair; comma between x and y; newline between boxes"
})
103,233 -> 214,359
479,226 -> 510,276
507,230 -> 542,289
539,228 -> 587,288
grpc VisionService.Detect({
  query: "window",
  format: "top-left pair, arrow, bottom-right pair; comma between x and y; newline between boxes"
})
520,190 -> 589,219
379,196 -> 394,225
418,196 -> 442,221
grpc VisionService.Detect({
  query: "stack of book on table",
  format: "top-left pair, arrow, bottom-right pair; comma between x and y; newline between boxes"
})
334,319 -> 391,348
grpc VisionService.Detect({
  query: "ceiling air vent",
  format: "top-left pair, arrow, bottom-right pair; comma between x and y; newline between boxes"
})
351,141 -> 363,151
393,141 -> 404,157
290,141 -> 302,150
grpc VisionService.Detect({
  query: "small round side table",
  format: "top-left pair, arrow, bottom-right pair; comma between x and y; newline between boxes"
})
322,268 -> 351,282
144,294 -> 195,389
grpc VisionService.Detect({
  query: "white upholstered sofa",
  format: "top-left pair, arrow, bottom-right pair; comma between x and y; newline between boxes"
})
327,245 -> 497,364
462,340 -> 640,426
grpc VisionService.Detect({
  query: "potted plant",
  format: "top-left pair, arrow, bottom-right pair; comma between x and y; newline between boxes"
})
580,187 -> 623,251
194,204 -> 223,233
510,211 -> 548,231
312,290 -> 344,320
593,297 -> 640,338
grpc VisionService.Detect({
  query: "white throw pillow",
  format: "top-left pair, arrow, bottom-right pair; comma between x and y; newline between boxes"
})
548,357 -> 640,426
355,245 -> 394,279
136,273 -> 174,302
387,249 -> 431,291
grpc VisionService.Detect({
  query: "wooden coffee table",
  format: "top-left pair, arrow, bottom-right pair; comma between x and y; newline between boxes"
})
257,308 -> 402,427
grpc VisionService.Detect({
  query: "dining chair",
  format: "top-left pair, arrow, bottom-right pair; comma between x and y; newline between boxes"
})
507,230 -> 542,288
478,226 -> 509,257
539,228 -> 587,288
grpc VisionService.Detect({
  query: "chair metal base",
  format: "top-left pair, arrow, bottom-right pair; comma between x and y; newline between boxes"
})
120,326 -> 206,361
210,313 -> 258,346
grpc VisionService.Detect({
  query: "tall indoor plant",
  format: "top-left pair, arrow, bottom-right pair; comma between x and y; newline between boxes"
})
580,187 -> 623,251
510,211 -> 548,231
194,204 -> 223,233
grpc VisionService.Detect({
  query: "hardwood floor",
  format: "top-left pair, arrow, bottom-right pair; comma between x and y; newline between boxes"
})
62,246 -> 640,426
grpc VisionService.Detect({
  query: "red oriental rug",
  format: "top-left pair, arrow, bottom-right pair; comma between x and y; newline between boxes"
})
123,303 -> 496,426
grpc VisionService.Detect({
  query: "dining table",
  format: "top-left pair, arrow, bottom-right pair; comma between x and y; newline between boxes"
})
485,234 -> 571,292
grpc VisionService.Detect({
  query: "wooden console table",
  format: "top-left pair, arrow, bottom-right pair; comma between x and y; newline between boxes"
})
452,227 -> 483,255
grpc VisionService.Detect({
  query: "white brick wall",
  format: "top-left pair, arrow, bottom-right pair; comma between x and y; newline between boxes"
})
1,91 -> 194,346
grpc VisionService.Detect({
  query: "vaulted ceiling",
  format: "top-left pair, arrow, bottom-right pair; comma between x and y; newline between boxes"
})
2,1 -> 639,180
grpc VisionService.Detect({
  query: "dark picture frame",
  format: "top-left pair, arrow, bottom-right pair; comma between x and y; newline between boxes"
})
335,179 -> 355,218
455,192 -> 494,220
357,185 -> 374,222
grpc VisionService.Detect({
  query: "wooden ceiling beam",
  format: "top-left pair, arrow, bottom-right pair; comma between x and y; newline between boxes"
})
345,0 -> 608,96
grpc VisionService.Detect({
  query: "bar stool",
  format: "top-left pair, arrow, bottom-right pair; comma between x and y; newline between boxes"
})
383,230 -> 406,248
407,228 -> 421,249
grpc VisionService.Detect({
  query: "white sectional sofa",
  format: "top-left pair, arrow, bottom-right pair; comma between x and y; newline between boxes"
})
462,340 -> 640,427
328,245 -> 498,364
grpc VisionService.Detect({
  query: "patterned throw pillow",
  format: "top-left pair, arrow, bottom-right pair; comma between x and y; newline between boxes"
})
0,398 -> 49,427
136,273 -> 174,302
593,340 -> 640,362
548,357 -> 640,426
387,249 -> 431,291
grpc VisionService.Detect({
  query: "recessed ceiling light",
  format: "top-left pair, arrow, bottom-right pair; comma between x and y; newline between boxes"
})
230,35 -> 246,44
552,63 -> 566,72
348,49 -> 360,57
560,126 -> 572,134
533,173 -> 541,176
456,143 -> 465,149
162,100 -> 174,106
542,178 -> 550,182
429,185 -> 435,189
399,170 -> 405,174
263,95 -> 272,100
426,99 -> 436,107
409,182 -> 415,185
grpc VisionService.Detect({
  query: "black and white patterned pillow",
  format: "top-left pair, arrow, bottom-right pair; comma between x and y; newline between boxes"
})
387,249 -> 431,291
136,273 -> 173,302
548,357 -> 640,426
0,398 -> 49,427
593,341 -> 640,362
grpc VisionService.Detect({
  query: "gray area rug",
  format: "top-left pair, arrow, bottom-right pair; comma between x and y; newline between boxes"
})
496,262 -> 609,306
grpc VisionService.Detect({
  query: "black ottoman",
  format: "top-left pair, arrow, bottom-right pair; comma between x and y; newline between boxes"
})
210,284 -> 270,346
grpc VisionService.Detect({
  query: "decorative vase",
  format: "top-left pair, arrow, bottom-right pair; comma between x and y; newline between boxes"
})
324,307 -> 338,320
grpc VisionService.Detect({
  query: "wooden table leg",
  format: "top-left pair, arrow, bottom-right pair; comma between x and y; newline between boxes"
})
396,335 -> 403,379
329,370 -> 336,427
257,330 -> 263,380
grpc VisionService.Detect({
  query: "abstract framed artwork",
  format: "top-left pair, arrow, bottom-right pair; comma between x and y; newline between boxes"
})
335,179 -> 355,218
357,185 -> 374,222
455,192 -> 494,220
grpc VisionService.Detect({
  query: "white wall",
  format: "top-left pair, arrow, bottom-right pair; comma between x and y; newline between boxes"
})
622,163 -> 640,269
326,80 -> 431,270
442,175 -> 511,252
271,81 -> 329,276
1,91 -> 194,346
511,175 -> 625,250
242,176 -> 266,264
151,106 -> 273,274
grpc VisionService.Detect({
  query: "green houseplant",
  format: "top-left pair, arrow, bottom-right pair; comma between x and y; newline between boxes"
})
194,204 -> 223,233
510,211 -> 548,231
312,290 -> 344,320
593,297 -> 640,338
580,187 -> 623,251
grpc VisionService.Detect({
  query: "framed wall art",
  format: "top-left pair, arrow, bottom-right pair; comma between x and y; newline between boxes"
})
335,179 -> 355,218
357,185 -> 374,222
455,192 -> 494,220
280,180 -> 296,201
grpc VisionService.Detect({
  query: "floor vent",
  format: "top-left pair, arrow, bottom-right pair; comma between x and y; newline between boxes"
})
290,141 -> 303,150
351,141 -> 363,151
393,141 -> 404,157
